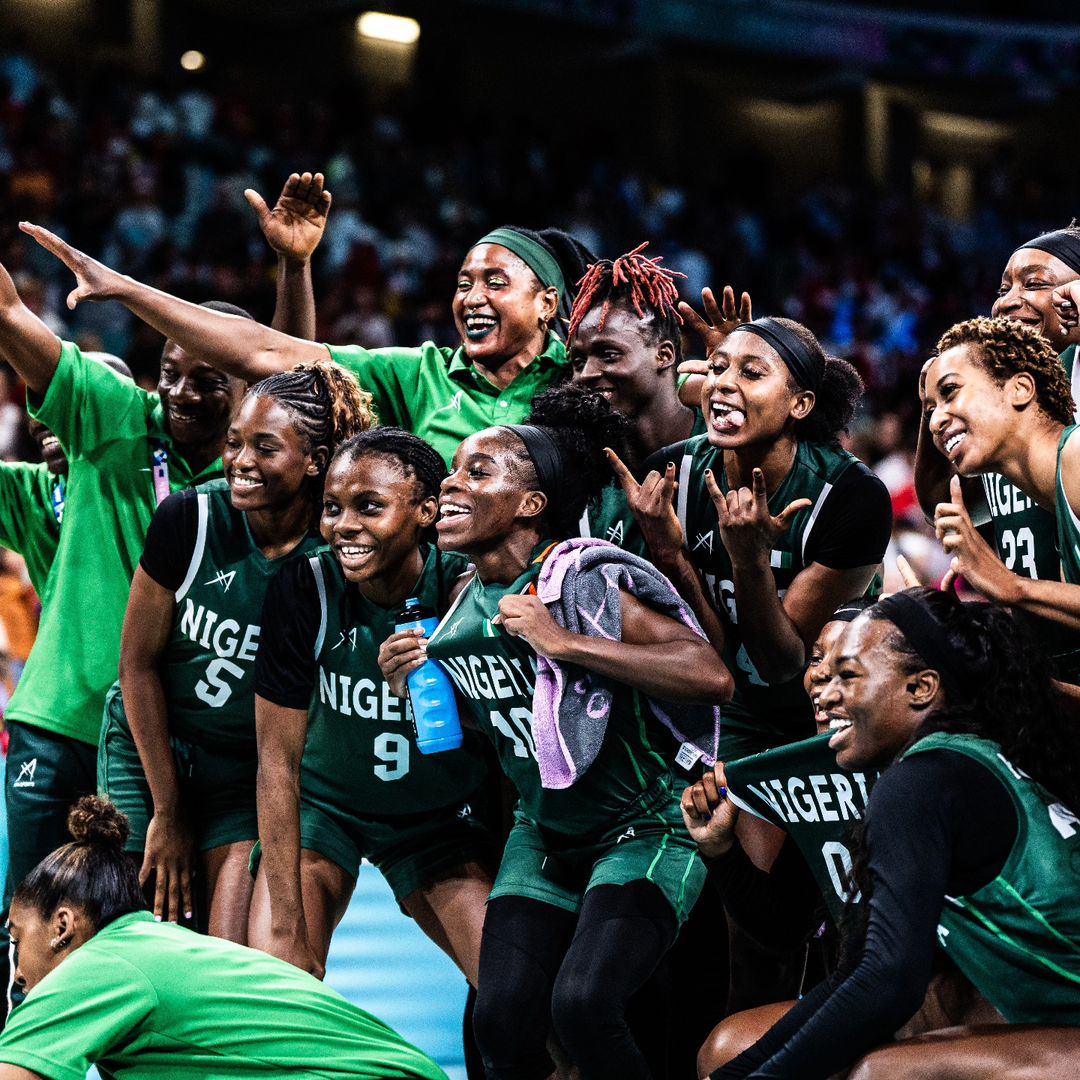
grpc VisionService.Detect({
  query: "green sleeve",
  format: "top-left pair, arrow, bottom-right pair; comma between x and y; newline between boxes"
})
0,461 -> 56,559
27,341 -> 154,461
325,343 -> 427,430
0,951 -> 157,1080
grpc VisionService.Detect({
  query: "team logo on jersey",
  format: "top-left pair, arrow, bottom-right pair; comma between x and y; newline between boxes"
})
204,570 -> 237,592
692,531 -> 714,554
616,825 -> 636,844
432,390 -> 465,415
442,617 -> 464,642
458,803 -> 472,819
605,521 -> 625,545
332,627 -> 358,651
13,758 -> 37,789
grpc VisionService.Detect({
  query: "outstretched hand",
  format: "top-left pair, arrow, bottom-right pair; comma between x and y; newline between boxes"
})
678,285 -> 752,365
707,467 -> 811,565
19,222 -> 125,308
895,553 -> 957,593
606,447 -> 685,566
246,171 -> 332,263
934,475 -> 1016,602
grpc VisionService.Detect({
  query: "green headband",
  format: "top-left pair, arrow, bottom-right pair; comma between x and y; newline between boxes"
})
471,228 -> 565,299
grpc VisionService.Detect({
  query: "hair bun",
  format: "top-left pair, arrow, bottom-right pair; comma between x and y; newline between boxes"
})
67,796 -> 130,850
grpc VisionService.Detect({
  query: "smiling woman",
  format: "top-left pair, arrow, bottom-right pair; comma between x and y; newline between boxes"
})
921,315 -> 1080,644
249,427 -> 496,984
99,361 -> 373,947
713,589 -> 1080,1080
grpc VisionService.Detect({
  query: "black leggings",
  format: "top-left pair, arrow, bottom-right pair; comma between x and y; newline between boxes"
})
473,882 -> 677,1080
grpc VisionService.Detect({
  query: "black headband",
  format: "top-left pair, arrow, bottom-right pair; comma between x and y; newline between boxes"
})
731,317 -> 825,394
829,600 -> 871,624
874,592 -> 971,697
502,424 -> 563,496
1016,229 -> 1080,276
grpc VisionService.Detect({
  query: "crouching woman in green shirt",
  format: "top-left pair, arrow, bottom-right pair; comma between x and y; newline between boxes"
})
0,796 -> 448,1080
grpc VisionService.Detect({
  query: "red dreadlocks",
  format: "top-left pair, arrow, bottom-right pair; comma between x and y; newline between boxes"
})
567,242 -> 686,344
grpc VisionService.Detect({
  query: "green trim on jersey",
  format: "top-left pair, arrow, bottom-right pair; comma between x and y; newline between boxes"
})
426,544 -> 671,839
9,342 -> 224,745
1055,425 -> 1080,590
0,460 -> 60,599
300,545 -> 487,819
725,732 -> 879,922
165,480 -> 324,750
983,345 -> 1080,679
676,435 -> 878,755
904,733 -> 1080,1024
0,911 -> 448,1080
325,337 -> 567,467
579,411 -> 709,557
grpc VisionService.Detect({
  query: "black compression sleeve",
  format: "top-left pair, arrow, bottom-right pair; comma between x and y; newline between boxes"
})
252,557 -> 322,709
803,463 -> 892,570
716,751 -> 1016,1080
708,838 -> 825,954
139,489 -> 200,592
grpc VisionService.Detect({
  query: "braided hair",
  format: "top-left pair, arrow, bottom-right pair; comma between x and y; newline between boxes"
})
245,360 -> 376,504
14,797 -> 144,932
330,428 -> 447,543
567,243 -> 686,366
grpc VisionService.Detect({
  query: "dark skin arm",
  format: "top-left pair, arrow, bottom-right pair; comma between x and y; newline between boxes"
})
248,171 -> 332,340
254,694 -> 324,979
0,1067 -> 44,1079
707,466 -> 878,684
117,568 -> 194,924
20,222 -> 324,383
605,448 -> 729,654
0,258 -> 62,396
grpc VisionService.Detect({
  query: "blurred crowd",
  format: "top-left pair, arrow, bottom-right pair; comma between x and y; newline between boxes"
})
2,44 -> 1070,605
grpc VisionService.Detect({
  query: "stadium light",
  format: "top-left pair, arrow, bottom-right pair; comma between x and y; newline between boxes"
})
356,12 -> 420,45
180,50 -> 206,72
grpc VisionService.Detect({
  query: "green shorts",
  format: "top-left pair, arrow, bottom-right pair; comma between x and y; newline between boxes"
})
98,685 -> 258,854
489,775 -> 705,923
297,789 -> 499,904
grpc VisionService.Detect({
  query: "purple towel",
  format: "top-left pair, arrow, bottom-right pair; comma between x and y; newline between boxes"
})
533,537 -> 721,789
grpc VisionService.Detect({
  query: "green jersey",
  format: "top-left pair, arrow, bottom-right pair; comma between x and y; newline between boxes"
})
160,481 -> 323,750
0,911 -> 448,1080
326,337 -> 567,467
11,342 -> 223,746
426,546 -> 671,839
0,460 -> 61,598
299,547 -> 487,816
1055,425 -> 1080,588
983,345 -> 1080,678
675,435 -> 884,751
905,733 -> 1080,1024
725,732 -> 880,922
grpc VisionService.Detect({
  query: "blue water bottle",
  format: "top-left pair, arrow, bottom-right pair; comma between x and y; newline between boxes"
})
395,598 -> 463,754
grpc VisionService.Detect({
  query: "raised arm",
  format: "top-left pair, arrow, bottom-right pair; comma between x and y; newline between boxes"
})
0,259 -> 62,395
117,567 -> 194,924
247,171 -> 332,340
20,222 -> 325,383
496,589 -> 734,704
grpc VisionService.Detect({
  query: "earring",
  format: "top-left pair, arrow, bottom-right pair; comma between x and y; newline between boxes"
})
49,935 -> 70,952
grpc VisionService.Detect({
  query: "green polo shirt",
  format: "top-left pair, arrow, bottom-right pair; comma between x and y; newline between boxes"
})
9,342 -> 224,746
325,337 -> 567,466
0,460 -> 60,599
0,911 -> 448,1080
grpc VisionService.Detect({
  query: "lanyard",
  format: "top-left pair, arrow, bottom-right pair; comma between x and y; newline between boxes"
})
152,441 -> 171,506
51,475 -> 65,525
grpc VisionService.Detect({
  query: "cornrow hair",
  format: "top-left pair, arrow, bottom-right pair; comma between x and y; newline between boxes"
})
248,360 -> 376,461
567,243 -> 686,365
330,428 -> 447,543
935,315 -> 1075,426
332,428 -> 448,503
